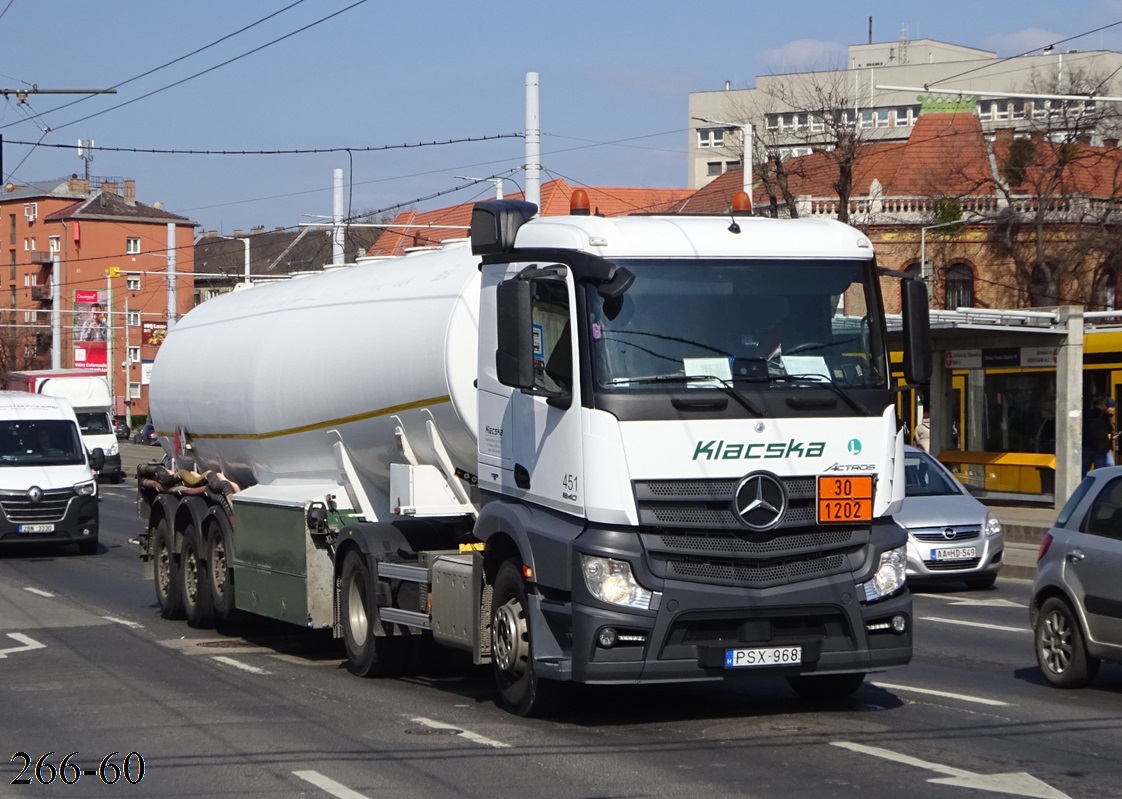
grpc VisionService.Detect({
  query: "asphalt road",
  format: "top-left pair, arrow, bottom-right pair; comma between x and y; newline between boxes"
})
2,459 -> 1120,799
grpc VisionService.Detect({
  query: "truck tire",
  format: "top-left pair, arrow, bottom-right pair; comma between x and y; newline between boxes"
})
152,518 -> 185,620
205,519 -> 236,622
340,550 -> 408,678
181,522 -> 216,629
491,558 -> 568,717
786,672 -> 866,702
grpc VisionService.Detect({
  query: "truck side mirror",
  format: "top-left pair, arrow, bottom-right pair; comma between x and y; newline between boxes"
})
89,447 -> 106,472
901,278 -> 932,384
495,279 -> 535,389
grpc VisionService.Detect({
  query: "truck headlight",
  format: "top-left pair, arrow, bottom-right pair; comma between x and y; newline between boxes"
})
108,443 -> 119,456
984,512 -> 1002,537
581,555 -> 653,610
861,546 -> 906,602
75,480 -> 97,497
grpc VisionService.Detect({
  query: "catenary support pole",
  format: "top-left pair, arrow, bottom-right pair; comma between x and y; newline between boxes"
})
525,72 -> 540,211
166,223 -> 177,332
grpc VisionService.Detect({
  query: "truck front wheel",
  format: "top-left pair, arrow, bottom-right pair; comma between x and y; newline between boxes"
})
152,518 -> 184,620
491,559 -> 567,717
340,550 -> 407,678
787,672 -> 866,701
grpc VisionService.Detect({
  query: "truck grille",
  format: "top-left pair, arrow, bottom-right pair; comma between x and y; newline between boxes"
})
0,488 -> 75,523
634,477 -> 868,589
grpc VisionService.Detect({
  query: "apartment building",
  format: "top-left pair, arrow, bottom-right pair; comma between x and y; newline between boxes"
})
0,176 -> 196,418
688,37 -> 1122,189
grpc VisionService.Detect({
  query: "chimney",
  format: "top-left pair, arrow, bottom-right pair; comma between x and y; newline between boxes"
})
232,229 -> 244,237
250,225 -> 265,234
123,179 -> 136,205
101,181 -> 118,196
69,176 -> 90,194
993,128 -> 1015,146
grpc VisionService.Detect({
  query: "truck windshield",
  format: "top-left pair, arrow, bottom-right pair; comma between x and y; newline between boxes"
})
0,420 -> 85,466
76,411 -> 112,435
586,258 -> 888,392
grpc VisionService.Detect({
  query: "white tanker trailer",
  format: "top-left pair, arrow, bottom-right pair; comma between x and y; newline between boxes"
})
138,194 -> 932,716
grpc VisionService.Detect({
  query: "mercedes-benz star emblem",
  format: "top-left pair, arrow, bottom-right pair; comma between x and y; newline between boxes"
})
732,472 -> 788,531
28,486 -> 43,504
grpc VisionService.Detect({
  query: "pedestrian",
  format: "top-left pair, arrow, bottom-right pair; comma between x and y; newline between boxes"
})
913,408 -> 931,453
1084,396 -> 1115,475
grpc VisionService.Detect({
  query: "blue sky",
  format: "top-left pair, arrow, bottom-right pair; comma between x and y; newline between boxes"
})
5,1 -> 1122,234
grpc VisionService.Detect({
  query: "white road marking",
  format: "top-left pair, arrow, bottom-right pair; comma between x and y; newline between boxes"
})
923,595 -> 1026,608
22,587 -> 53,598
920,616 -> 1029,634
873,682 -> 1010,706
0,632 -> 46,658
101,615 -> 143,628
212,656 -> 271,675
293,770 -> 369,799
833,741 -> 1072,798
411,716 -> 511,749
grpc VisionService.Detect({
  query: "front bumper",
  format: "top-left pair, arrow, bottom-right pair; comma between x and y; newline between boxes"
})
529,521 -> 912,684
97,453 -> 125,481
0,494 -> 99,549
905,534 -> 1003,580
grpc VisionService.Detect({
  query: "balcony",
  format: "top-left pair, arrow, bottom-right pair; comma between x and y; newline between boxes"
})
30,286 -> 51,302
29,251 -> 54,266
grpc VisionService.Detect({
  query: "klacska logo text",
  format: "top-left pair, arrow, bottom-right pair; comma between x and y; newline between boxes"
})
692,439 -> 827,460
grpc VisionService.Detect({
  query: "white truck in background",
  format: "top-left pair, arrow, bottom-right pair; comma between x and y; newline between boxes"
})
138,194 -> 931,716
6,370 -> 124,483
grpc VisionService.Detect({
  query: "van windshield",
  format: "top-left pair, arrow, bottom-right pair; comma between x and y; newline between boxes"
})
0,420 -> 85,466
76,411 -> 112,435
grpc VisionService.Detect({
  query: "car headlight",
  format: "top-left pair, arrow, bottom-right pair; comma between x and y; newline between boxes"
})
581,555 -> 654,610
75,480 -> 97,497
861,546 -> 906,602
984,512 -> 1002,537
108,443 -> 119,456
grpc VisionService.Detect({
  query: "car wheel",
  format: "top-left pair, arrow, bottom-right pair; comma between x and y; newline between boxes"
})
1035,596 -> 1100,688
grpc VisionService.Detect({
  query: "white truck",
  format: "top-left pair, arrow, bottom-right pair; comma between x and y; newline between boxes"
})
0,391 -> 104,555
6,370 -> 124,482
138,196 -> 931,716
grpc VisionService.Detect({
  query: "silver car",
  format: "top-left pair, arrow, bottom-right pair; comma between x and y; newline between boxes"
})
896,446 -> 1004,589
1031,466 -> 1122,688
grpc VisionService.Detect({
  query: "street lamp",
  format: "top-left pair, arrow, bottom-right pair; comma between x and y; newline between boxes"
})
919,219 -> 967,304
692,116 -> 753,202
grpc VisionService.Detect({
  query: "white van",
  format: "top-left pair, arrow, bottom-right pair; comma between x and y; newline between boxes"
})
0,392 -> 105,555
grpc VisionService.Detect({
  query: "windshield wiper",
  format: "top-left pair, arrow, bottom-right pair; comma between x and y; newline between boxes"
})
605,374 -> 765,416
777,372 -> 864,414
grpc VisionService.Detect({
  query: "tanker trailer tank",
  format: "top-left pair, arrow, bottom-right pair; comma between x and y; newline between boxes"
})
148,239 -> 481,516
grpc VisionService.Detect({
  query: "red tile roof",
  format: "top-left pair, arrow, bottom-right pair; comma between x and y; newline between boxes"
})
367,178 -> 692,257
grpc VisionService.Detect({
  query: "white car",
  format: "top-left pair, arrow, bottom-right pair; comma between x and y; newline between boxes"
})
895,446 -> 1004,589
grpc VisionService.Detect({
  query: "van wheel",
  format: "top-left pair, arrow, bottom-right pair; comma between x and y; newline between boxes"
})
77,538 -> 98,556
153,518 -> 184,620
205,520 -> 236,622
182,522 -> 215,629
340,550 -> 408,677
491,558 -> 569,717
1036,597 -> 1099,687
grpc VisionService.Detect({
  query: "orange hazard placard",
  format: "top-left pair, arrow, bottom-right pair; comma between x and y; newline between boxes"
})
817,474 -> 874,523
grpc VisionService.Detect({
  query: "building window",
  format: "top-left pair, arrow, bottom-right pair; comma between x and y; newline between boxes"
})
126,311 -> 140,326
127,346 -> 140,363
1029,263 -> 1056,307
129,382 -> 141,400
943,263 -> 975,310
707,161 -> 723,177
49,235 -> 60,254
126,276 -> 141,291
126,237 -> 140,254
1093,264 -> 1120,310
9,251 -> 15,282
8,214 -> 14,240
725,160 -> 741,171
8,287 -> 13,308
23,237 -> 36,251
698,128 -> 724,148
765,114 -> 779,131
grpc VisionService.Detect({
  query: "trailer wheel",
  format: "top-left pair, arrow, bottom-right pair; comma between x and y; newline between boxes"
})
340,550 -> 408,678
205,519 -> 236,622
491,559 -> 568,717
152,518 -> 184,620
182,522 -> 215,629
